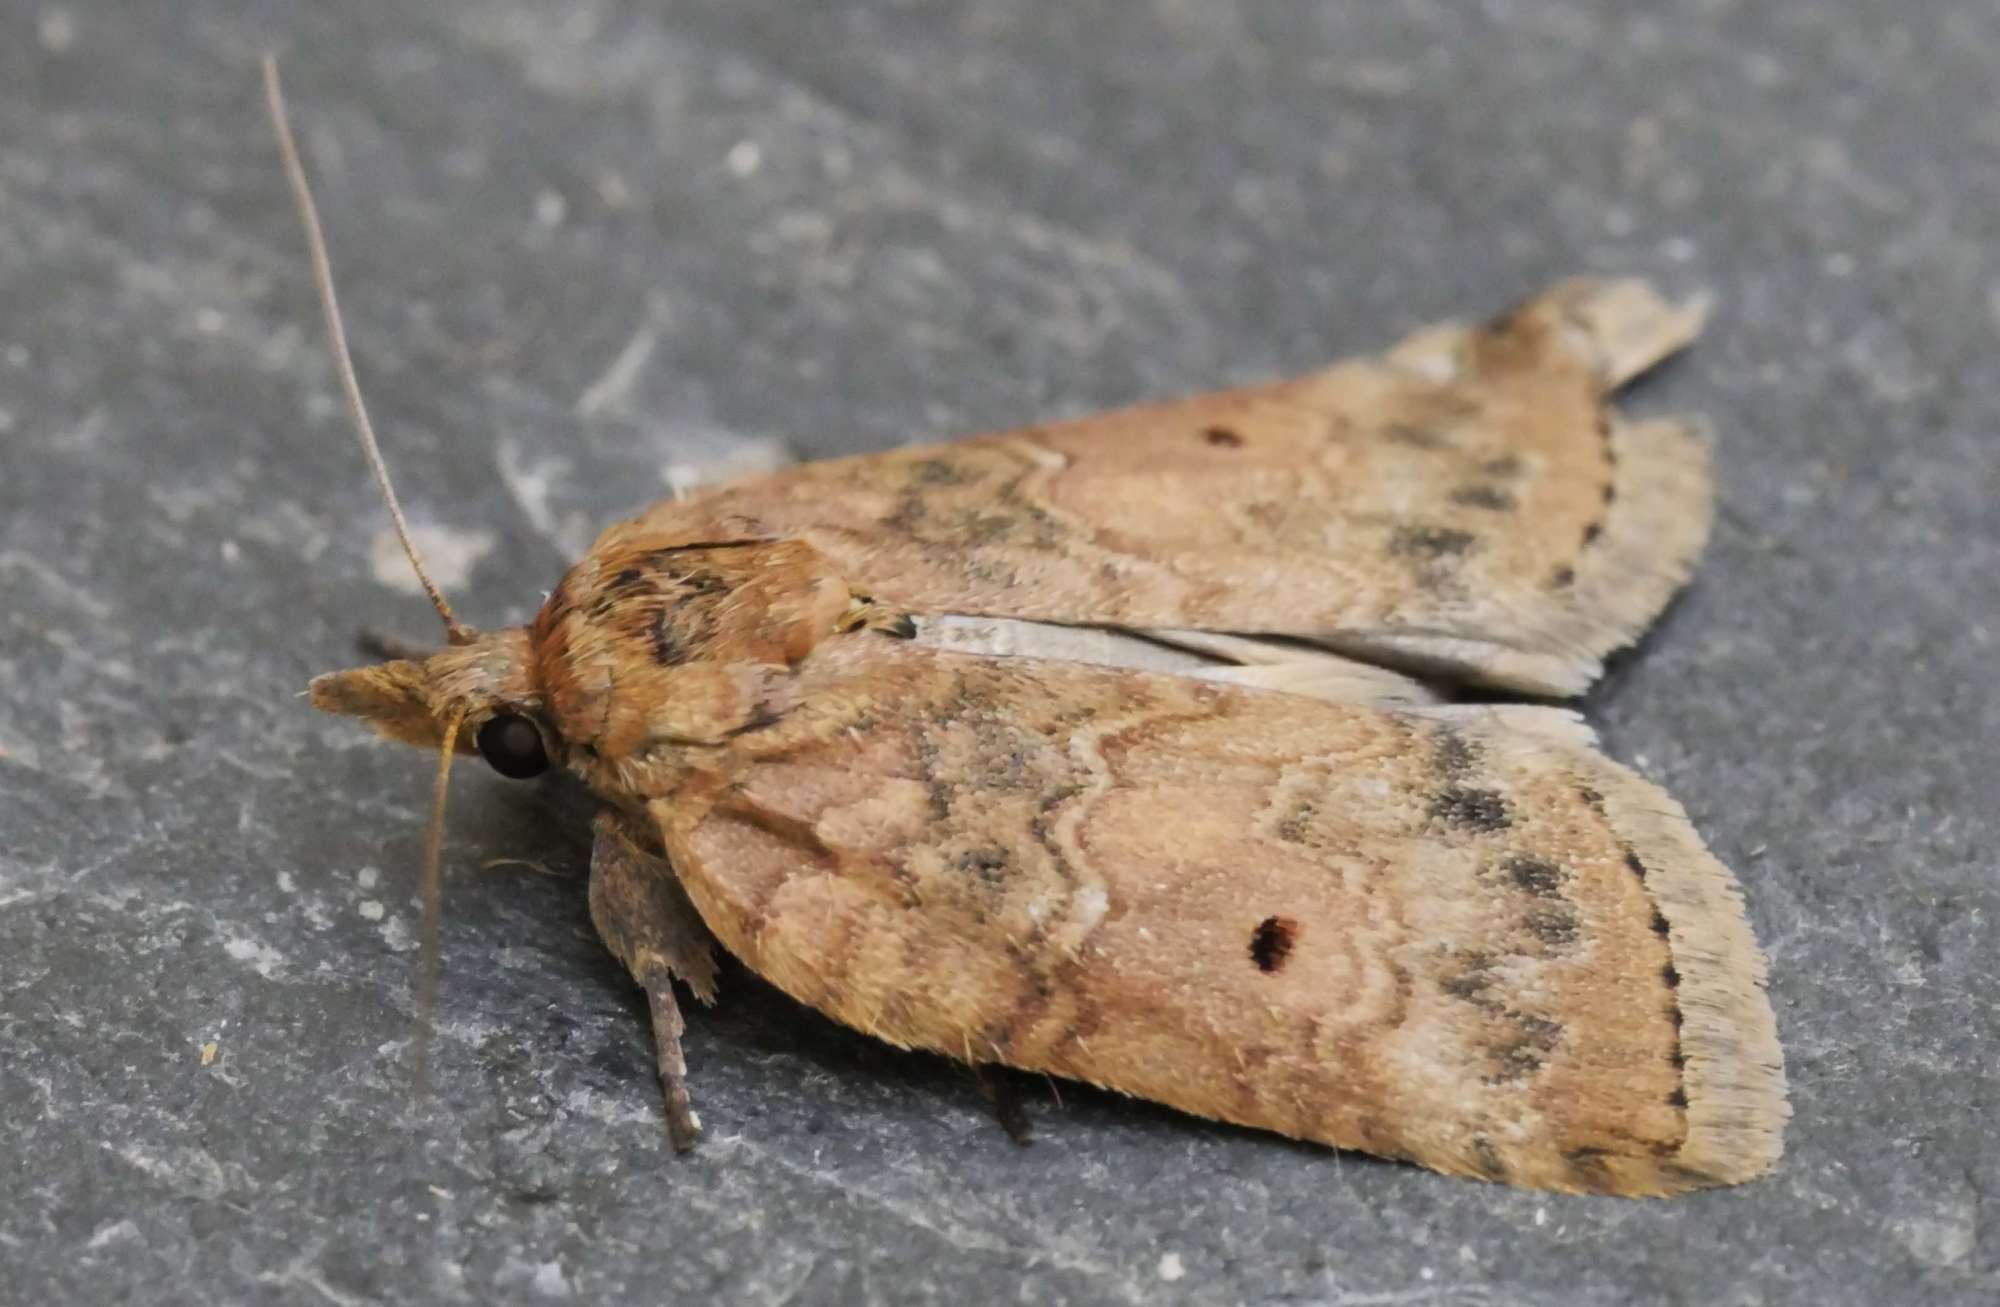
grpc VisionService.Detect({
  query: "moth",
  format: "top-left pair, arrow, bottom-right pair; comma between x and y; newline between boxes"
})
267,59 -> 1787,1195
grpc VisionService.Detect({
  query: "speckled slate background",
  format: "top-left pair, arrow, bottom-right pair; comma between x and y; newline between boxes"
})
3,2 -> 1995,1303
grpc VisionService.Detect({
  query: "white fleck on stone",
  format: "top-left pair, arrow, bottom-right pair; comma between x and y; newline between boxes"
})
222,932 -> 286,979
356,866 -> 380,891
595,171 -> 631,208
4,344 -> 29,368
194,307 -> 225,334
534,189 -> 567,228
1896,1200 -> 1978,1268
87,1219 -> 139,1249
531,1260 -> 571,1298
368,524 -> 495,595
1157,1252 -> 1185,1283
219,538 -> 241,564
1743,52 -> 1784,87
40,9 -> 75,53
379,915 -> 415,953
1534,1206 -> 1548,1227
727,139 -> 763,177
658,435 -> 794,497
358,900 -> 385,922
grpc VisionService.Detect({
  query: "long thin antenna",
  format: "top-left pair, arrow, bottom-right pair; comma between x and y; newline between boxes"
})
261,54 -> 473,646
413,705 -> 467,1099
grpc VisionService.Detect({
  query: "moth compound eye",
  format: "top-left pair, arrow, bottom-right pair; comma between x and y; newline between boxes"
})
476,712 -> 549,779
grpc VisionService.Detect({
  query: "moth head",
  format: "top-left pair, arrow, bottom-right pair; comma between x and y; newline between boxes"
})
308,629 -> 561,781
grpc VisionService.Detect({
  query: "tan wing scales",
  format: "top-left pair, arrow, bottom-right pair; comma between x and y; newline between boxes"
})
631,278 -> 1710,695
645,637 -> 1786,1196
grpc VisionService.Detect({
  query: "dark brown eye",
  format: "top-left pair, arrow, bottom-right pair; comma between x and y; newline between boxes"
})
476,712 -> 549,779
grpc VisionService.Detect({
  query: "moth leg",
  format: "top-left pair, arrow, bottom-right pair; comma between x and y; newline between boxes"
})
973,1064 -> 1035,1147
644,982 -> 699,1152
354,628 -> 436,661
588,810 -> 721,1151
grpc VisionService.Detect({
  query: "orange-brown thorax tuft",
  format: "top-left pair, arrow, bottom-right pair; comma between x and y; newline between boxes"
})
530,526 -> 857,764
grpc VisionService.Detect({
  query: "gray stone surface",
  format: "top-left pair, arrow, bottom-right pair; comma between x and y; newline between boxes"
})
3,1 -> 1995,1302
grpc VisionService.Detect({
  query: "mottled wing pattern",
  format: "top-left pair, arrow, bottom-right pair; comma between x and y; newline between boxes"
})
634,278 -> 1710,695
648,638 -> 1785,1195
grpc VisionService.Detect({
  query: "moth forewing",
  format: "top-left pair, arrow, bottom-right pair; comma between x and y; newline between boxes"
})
642,640 -> 1785,1196
646,277 -> 1714,697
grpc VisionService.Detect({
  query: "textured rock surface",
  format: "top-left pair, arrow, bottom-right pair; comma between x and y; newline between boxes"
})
3,2 -> 1996,1302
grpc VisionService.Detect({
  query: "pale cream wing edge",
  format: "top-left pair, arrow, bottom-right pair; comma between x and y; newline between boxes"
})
1309,411 -> 1715,696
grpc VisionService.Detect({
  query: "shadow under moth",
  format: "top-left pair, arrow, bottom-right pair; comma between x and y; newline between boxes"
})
266,59 -> 1787,1196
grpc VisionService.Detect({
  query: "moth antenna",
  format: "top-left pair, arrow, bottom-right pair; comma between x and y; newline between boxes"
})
412,705 -> 467,1099
261,54 -> 475,646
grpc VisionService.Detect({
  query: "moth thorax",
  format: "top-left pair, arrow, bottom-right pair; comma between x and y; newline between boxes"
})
529,530 -> 853,757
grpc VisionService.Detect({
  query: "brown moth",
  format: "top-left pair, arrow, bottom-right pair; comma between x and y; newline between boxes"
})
267,60 -> 1787,1195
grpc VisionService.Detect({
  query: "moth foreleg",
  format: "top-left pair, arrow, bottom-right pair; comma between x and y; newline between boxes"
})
354,628 -> 438,661
973,1064 -> 1035,1147
645,981 -> 699,1151
588,811 -> 721,1151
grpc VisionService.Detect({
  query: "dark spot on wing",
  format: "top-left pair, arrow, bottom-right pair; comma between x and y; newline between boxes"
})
1384,422 -> 1450,450
1624,850 -> 1648,881
1249,916 -> 1299,973
1272,796 -> 1315,844
1490,1011 -> 1563,1082
1548,564 -> 1577,589
955,846 -> 1011,884
908,456 -> 976,486
1202,426 -> 1245,448
1390,525 -> 1477,558
1523,905 -> 1580,950
1442,951 -> 1497,1002
1450,484 -> 1517,511
1433,728 -> 1479,778
1430,786 -> 1511,832
1504,856 -> 1564,897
